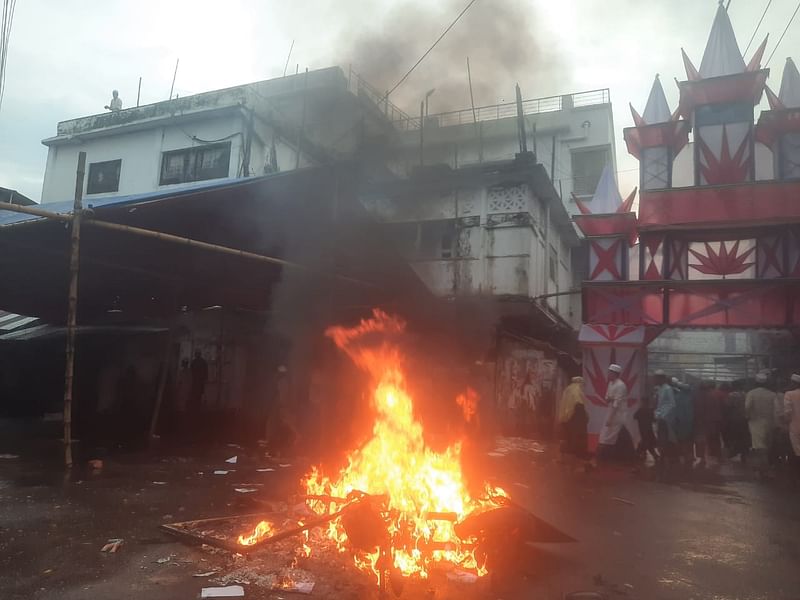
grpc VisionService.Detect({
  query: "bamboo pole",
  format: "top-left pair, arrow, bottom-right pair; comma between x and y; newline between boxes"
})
64,152 -> 86,468
0,200 -> 373,288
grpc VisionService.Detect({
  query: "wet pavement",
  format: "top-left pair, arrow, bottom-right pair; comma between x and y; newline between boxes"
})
1,432 -> 799,600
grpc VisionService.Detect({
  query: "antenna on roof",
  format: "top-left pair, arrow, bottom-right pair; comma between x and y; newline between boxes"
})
283,40 -> 295,77
169,58 -> 180,101
136,77 -> 142,107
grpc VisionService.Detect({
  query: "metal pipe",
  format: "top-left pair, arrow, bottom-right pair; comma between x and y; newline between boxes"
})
63,152 -> 86,469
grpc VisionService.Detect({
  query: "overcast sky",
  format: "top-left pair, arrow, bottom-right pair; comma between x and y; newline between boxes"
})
1,0 -> 798,201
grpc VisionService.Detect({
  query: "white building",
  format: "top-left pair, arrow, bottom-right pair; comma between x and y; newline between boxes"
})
38,67 -> 617,331
388,89 -> 616,216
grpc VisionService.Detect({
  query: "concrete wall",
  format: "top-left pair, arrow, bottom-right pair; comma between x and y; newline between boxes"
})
40,113 -> 309,203
364,182 -> 580,328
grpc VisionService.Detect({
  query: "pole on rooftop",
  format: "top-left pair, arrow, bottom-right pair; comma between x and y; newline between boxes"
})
419,100 -> 425,168
295,68 -> 309,170
63,151 -> 86,469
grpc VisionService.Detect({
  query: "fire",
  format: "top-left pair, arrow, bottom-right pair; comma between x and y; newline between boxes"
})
455,387 -> 478,423
237,520 -> 275,546
304,310 -> 507,583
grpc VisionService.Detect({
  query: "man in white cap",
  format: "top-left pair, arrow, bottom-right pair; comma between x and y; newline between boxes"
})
597,363 -> 632,458
784,373 -> 800,469
745,372 -> 776,478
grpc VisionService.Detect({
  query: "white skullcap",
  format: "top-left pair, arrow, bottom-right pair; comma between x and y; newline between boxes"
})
654,369 -> 666,376
608,364 -> 622,373
755,372 -> 768,383
791,373 -> 800,384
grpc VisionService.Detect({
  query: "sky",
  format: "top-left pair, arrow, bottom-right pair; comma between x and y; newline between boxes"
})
0,0 -> 799,201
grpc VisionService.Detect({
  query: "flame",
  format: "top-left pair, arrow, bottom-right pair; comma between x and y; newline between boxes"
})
237,520 -> 275,546
304,309 -> 507,583
455,387 -> 478,423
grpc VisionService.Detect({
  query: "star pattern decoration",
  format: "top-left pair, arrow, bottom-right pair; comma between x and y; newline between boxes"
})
698,125 -> 751,185
689,240 -> 755,277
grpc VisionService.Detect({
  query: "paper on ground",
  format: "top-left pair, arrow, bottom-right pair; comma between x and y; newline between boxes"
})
201,585 -> 245,598
256,468 -> 275,472
225,456 -> 238,464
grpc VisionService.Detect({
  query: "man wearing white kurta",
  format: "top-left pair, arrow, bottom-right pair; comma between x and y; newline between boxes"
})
598,364 -> 635,455
784,373 -> 800,461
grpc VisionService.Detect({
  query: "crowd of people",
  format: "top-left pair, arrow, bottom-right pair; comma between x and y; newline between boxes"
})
558,364 -> 800,479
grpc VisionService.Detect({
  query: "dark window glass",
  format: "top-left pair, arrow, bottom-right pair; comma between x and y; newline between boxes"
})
87,159 -> 121,194
571,146 -> 610,196
695,102 -> 752,127
160,142 -> 231,185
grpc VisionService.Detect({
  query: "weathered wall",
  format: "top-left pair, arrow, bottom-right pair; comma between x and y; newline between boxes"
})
389,102 -> 616,216
365,181 -> 580,328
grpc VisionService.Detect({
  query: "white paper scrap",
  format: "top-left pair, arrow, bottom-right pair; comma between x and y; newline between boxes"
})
213,470 -> 230,475
256,468 -> 275,472
234,488 -> 258,493
225,456 -> 238,464
201,585 -> 245,598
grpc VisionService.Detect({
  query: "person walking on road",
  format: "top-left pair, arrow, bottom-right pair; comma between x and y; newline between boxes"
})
559,376 -> 588,458
598,364 -> 635,461
671,378 -> 694,467
745,372 -> 776,479
783,373 -> 800,477
653,370 -> 677,466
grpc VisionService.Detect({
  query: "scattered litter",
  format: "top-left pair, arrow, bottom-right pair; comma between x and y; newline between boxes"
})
194,571 -> 219,577
265,569 -> 315,594
446,570 -> 478,584
214,470 -> 231,475
492,437 -> 547,455
155,554 -> 174,564
623,583 -> 634,591
278,463 -> 292,468
612,496 -> 635,506
152,481 -> 168,485
162,514 -> 174,521
234,488 -> 258,494
225,456 -> 238,464
0,453 -> 20,459
43,569 -> 53,574
88,459 -> 103,470
100,538 -> 124,553
201,585 -> 245,598
256,468 -> 275,472
513,482 -> 530,489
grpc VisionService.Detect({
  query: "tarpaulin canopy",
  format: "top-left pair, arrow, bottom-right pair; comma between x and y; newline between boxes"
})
0,166 -> 429,323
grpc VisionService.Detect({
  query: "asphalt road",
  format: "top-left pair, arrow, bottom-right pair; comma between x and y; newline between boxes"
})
1,431 -> 799,600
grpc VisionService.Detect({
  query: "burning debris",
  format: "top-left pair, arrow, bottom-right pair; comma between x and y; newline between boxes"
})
160,310 -> 573,596
303,310 -> 510,585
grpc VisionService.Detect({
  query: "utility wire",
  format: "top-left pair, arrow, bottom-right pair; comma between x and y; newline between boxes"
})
743,0 -> 772,56
766,0 -> 800,67
0,0 -> 17,112
385,0 -> 479,99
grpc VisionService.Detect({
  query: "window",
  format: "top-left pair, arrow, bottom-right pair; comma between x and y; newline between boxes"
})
779,132 -> 800,180
571,147 -> 610,196
87,159 -> 121,194
159,142 -> 231,186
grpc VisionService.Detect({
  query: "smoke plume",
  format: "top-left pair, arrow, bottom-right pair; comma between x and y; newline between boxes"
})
336,0 -> 569,114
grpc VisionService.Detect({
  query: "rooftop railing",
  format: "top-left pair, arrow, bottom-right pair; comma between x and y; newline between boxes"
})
391,88 -> 610,131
